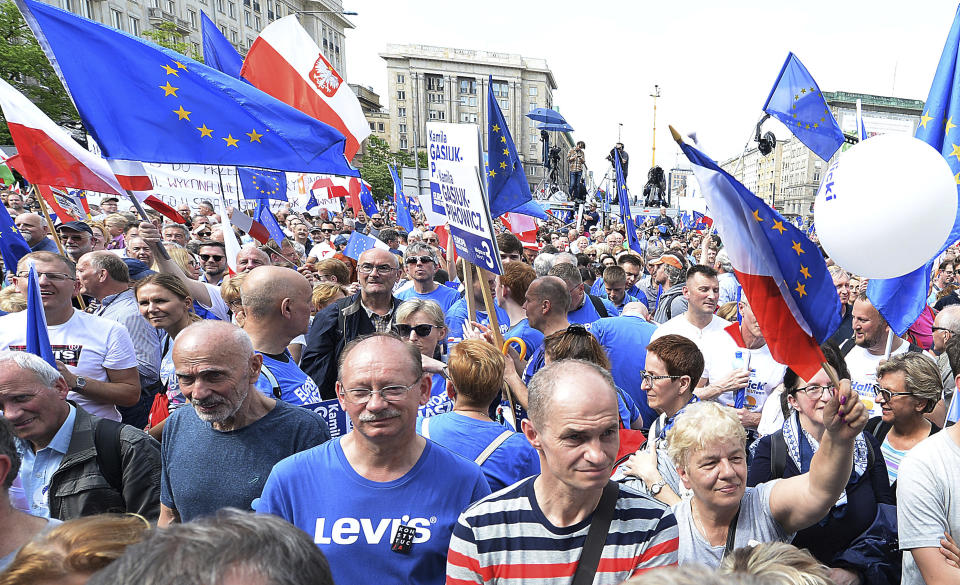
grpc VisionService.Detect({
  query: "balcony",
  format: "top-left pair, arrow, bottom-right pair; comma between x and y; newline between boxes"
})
147,7 -> 190,34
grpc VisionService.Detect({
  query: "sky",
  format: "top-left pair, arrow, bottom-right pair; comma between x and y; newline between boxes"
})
341,0 -> 960,189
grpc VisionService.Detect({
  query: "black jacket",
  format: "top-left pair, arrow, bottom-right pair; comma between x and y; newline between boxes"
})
301,292 -> 402,399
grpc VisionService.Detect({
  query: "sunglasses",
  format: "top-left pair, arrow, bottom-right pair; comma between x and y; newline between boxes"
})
196,231 -> 211,237
396,323 -> 437,337
405,255 -> 434,265
199,254 -> 224,262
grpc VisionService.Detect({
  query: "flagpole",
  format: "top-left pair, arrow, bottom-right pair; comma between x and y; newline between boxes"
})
33,186 -> 86,310
125,191 -> 171,260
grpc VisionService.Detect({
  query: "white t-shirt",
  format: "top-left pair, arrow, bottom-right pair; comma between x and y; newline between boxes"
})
704,333 -> 786,412
650,314 -> 730,379
199,282 -> 230,321
898,430 -> 960,585
0,309 -> 138,420
308,241 -> 336,260
844,342 -> 910,417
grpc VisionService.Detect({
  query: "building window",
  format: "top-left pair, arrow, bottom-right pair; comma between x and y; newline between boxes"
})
231,29 -> 238,42
255,15 -> 261,28
193,41 -> 201,54
188,9 -> 197,28
369,121 -> 375,130
244,10 -> 251,25
397,90 -> 405,101
429,110 -> 438,120
217,0 -> 224,12
397,73 -> 405,84
167,0 -> 175,12
426,75 -> 444,91
529,102 -> 537,112
229,1 -> 236,17
438,111 -> 445,121
378,123 -> 384,132
398,107 -> 406,118
398,123 -> 407,134
499,99 -> 508,110
529,86 -> 538,96
459,78 -> 477,95
459,112 -> 477,123
111,9 -> 123,30
128,15 -> 140,35
491,81 -> 508,98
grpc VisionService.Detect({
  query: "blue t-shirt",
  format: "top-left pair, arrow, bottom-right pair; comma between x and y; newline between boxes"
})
503,318 -> 544,360
592,315 -> 658,429
613,293 -> 642,313
256,438 -> 491,585
416,413 -> 540,492
592,278 -> 645,302
160,400 -> 330,522
418,373 -> 452,418
444,298 -> 509,345
255,351 -> 324,406
522,344 -> 547,385
396,285 -> 461,314
567,296 -> 618,328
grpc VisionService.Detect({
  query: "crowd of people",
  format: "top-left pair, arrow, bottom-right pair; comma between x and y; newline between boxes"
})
0,186 -> 958,585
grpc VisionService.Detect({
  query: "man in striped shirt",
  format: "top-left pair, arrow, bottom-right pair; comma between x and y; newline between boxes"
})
446,359 -> 679,584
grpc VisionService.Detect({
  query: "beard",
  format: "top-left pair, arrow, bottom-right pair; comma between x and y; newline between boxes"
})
192,384 -> 248,423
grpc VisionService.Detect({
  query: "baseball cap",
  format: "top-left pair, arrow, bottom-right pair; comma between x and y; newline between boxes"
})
649,252 -> 684,270
309,225 -> 325,233
101,196 -> 120,204
334,234 -> 349,246
123,258 -> 156,280
56,220 -> 93,236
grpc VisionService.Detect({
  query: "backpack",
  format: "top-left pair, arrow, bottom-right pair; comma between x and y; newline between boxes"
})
94,418 -> 124,494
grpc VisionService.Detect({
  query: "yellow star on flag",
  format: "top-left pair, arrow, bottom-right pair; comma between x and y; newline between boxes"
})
161,64 -> 179,76
492,124 -> 500,132
791,240 -> 805,255
173,105 -> 191,120
246,129 -> 263,143
500,161 -> 507,169
955,171 -> 960,185
771,220 -> 786,235
801,88 -> 807,94
813,123 -> 819,128
223,134 -> 239,148
946,117 -> 957,135
950,144 -> 960,160
800,265 -> 811,279
488,169 -> 496,177
197,124 -> 213,138
159,82 -> 179,97
919,111 -> 934,128
500,136 -> 506,144
795,282 -> 807,297
503,148 -> 509,156
805,124 -> 810,130
794,94 -> 799,101
174,61 -> 188,70
752,209 -> 763,222
809,87 -> 815,93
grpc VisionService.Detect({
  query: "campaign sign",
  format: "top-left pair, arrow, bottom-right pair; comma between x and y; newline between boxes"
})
427,122 -> 502,275
303,399 -> 353,438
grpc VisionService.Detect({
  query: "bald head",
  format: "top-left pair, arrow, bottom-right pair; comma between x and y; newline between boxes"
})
14,213 -> 48,246
337,333 -> 423,383
241,266 -> 312,320
175,321 -> 253,360
236,246 -> 271,273
529,276 -> 570,314
526,359 -> 618,428
621,301 -> 649,319
358,247 -> 398,269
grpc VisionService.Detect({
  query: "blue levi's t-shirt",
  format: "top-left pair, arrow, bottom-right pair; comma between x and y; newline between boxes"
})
255,438 -> 491,585
255,350 -> 324,406
396,285 -> 461,314
418,373 -> 452,418
416,412 -> 540,493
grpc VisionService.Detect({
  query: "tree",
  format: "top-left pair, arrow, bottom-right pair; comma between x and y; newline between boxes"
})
142,21 -> 203,61
358,136 -> 420,202
0,0 -> 78,144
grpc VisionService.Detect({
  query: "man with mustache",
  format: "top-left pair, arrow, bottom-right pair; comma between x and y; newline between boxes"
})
258,333 -> 491,585
158,321 -> 330,526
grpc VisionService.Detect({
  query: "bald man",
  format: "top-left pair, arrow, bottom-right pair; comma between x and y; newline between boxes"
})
236,246 -> 271,273
302,248 -> 403,399
240,267 -> 322,406
14,213 -> 59,253
159,321 -> 329,526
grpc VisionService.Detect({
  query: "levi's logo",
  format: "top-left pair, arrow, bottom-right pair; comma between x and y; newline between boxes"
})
314,515 -> 436,545
308,54 -> 342,97
9,345 -> 82,366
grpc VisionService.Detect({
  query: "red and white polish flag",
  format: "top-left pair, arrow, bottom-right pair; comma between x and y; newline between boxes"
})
242,16 -> 371,161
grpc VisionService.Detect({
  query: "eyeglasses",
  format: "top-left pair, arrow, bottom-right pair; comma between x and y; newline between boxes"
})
17,271 -> 75,282
638,370 -> 683,385
932,326 -> 955,334
423,238 -> 439,244
316,273 -> 338,282
358,263 -> 397,274
396,323 -> 437,337
340,379 -> 420,404
199,254 -> 224,262
320,229 -> 333,233
794,384 -> 835,399
876,387 -> 916,402
405,255 -> 434,265
196,231 -> 211,238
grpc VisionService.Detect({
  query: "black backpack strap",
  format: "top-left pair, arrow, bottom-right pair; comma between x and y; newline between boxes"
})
94,418 -> 125,493
259,361 -> 282,400
769,430 -> 787,480
588,295 -> 608,319
571,480 -> 619,585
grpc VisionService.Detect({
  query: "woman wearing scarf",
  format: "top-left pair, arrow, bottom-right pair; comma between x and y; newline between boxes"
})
748,342 -> 895,585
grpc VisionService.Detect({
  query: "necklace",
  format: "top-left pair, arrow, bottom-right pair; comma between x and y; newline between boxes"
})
691,499 -> 727,547
454,408 -> 491,420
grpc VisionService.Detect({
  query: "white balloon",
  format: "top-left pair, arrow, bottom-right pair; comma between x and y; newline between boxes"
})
814,134 -> 957,279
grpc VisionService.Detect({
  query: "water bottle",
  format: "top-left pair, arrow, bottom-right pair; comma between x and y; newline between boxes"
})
733,350 -> 747,409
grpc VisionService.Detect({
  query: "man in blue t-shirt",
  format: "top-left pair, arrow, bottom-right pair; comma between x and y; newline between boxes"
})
396,243 -> 460,314
547,262 -> 617,329
257,334 -> 490,585
445,264 -> 509,347
160,321 -> 330,526
521,277 -> 572,385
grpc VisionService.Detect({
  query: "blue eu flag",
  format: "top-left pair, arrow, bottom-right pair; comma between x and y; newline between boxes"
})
486,76 -> 544,219
358,181 -> 378,218
869,6 -> 960,335
239,167 -> 287,201
25,264 -> 56,368
253,200 -> 286,244
17,0 -> 356,176
389,165 -> 414,232
763,53 -> 845,162
614,153 -> 643,255
201,11 -> 243,79
343,232 -> 381,261
0,206 -> 31,269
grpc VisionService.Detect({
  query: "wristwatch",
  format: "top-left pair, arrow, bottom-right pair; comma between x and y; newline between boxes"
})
73,376 -> 87,393
649,479 -> 666,495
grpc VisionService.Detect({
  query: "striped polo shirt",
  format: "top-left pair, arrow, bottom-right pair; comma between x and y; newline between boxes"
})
446,477 -> 679,584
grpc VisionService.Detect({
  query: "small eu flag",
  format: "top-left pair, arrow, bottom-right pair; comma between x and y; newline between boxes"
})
614,152 -> 643,254
763,53 -> 845,162
253,199 -> 286,244
201,11 -> 243,79
25,263 -> 57,368
390,164 -> 414,232
239,167 -> 287,201
486,75 -> 539,218
0,204 -> 31,269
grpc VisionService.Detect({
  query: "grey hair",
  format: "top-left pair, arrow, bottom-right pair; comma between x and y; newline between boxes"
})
175,321 -> 254,358
527,359 -> 616,427
936,304 -> 960,334
0,417 -> 21,489
403,242 -> 439,265
715,248 -> 734,273
86,250 -> 131,283
396,299 -> 445,328
554,252 -> 578,266
0,350 -> 62,387
532,252 -> 556,277
162,223 -> 191,241
547,262 -> 582,287
876,352 -> 942,413
87,508 -> 333,585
